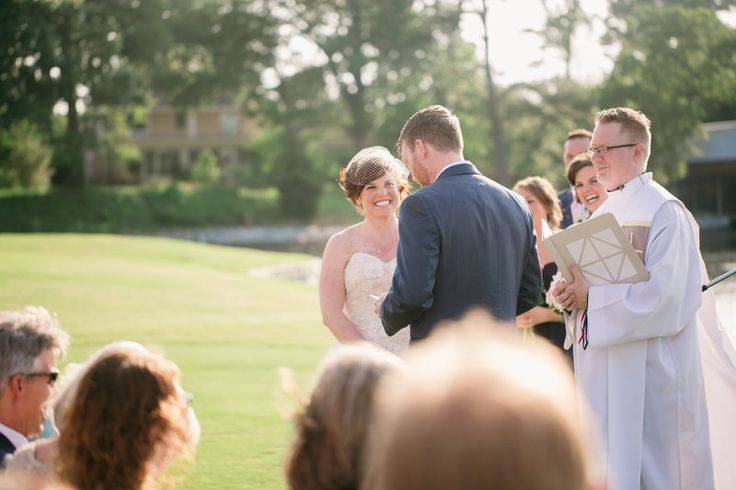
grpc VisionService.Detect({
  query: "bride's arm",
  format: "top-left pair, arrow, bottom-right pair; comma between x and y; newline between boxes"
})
319,235 -> 364,343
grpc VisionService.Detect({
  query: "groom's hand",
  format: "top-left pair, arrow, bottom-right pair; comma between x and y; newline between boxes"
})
374,293 -> 387,316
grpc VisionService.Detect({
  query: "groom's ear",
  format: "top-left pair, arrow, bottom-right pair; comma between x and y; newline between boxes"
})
414,138 -> 427,157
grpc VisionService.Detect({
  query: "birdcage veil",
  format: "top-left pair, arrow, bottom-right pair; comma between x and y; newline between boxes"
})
341,146 -> 410,187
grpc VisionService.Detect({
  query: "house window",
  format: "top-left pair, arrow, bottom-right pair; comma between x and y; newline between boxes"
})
220,113 -> 238,136
175,111 -> 186,129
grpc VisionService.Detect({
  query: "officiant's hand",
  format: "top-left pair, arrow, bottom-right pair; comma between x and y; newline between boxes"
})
550,280 -> 570,311
557,264 -> 589,311
374,293 -> 387,316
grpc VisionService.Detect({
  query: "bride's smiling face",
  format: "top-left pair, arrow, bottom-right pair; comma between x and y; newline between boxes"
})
359,174 -> 401,216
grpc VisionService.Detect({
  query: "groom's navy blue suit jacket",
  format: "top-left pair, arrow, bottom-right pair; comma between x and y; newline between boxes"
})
381,162 -> 542,341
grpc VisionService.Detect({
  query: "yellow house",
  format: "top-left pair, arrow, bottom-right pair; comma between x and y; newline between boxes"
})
133,104 -> 255,179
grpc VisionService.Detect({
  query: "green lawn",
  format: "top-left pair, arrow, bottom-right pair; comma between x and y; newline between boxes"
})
0,234 -> 333,489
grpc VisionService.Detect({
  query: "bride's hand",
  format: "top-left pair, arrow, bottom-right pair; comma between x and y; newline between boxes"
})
517,306 -> 553,329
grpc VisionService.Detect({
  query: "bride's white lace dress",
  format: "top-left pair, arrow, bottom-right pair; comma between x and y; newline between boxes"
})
343,252 -> 410,353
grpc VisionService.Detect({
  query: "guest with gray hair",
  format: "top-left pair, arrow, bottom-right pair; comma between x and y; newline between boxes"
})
0,307 -> 69,468
5,340 -> 201,478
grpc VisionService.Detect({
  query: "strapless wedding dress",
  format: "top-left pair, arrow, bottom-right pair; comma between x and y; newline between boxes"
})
343,252 -> 410,353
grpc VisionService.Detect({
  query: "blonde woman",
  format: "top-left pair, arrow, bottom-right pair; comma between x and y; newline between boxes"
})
513,177 -> 568,358
567,154 -> 607,217
364,313 -> 602,490
286,343 -> 402,490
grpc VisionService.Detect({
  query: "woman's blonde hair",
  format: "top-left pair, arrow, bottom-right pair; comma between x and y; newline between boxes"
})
57,346 -> 193,490
513,176 -> 563,229
286,343 -> 402,490
364,311 -> 601,490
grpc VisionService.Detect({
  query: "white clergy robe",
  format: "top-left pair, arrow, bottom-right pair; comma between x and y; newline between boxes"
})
565,173 -> 736,490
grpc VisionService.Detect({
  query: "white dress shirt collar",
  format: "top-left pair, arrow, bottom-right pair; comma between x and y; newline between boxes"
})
436,160 -> 467,180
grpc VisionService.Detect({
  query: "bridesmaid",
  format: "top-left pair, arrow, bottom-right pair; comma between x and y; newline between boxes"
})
512,177 -> 570,359
567,154 -> 607,217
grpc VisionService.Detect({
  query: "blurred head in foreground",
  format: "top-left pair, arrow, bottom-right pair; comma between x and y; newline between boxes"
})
57,343 -> 197,490
364,311 -> 602,490
286,342 -> 403,490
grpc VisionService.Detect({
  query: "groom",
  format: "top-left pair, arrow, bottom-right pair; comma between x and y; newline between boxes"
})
379,105 -> 541,341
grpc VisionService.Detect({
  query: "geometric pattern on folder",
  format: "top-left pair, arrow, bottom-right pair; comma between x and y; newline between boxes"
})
566,230 -> 639,284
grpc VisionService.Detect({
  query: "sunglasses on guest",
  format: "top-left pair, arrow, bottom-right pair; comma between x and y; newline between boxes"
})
21,370 -> 60,385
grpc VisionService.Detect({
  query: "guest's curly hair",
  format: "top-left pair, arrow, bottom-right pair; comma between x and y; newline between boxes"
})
285,343 -> 402,490
57,347 -> 192,490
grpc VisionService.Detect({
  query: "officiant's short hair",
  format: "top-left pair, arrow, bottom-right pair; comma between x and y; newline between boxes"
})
397,105 -> 463,153
595,107 -> 652,160
363,312 -> 601,490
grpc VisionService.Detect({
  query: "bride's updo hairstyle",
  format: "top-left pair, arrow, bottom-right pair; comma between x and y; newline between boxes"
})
339,146 -> 410,211
285,343 -> 402,490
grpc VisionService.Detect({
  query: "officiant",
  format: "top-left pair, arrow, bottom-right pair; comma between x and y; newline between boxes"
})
553,107 -> 736,490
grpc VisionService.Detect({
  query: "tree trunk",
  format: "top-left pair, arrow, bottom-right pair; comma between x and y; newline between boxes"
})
65,91 -> 84,187
59,8 -> 84,187
480,0 -> 508,185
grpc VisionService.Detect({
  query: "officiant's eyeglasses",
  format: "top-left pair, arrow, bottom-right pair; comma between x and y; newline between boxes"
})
586,143 -> 637,158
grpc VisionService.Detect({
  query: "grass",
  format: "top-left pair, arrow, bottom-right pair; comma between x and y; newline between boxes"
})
0,233 -> 334,489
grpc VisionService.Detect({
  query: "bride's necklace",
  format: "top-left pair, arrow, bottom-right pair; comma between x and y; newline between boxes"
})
363,219 -> 398,256
367,233 -> 397,256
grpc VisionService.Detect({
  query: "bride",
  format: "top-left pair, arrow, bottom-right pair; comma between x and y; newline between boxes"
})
319,147 -> 411,353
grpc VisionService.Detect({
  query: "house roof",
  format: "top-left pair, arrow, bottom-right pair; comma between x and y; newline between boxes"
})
687,120 -> 736,164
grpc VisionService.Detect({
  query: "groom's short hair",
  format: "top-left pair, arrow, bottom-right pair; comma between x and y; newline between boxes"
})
397,105 -> 463,153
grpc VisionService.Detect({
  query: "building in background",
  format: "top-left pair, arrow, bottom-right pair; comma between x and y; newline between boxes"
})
132,104 -> 254,180
675,120 -> 736,229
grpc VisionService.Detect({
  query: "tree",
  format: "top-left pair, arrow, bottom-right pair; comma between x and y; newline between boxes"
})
0,120 -> 53,191
458,0 -> 510,184
600,5 -> 736,181
0,0 -> 170,186
191,149 -> 221,185
526,0 -> 591,80
370,32 -> 490,170
280,0 -> 458,149
151,0 -> 277,106
503,78 -> 598,186
252,67 -> 340,220
1,0 -> 278,187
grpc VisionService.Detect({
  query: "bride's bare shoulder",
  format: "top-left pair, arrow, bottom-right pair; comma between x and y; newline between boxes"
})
324,223 -> 363,259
